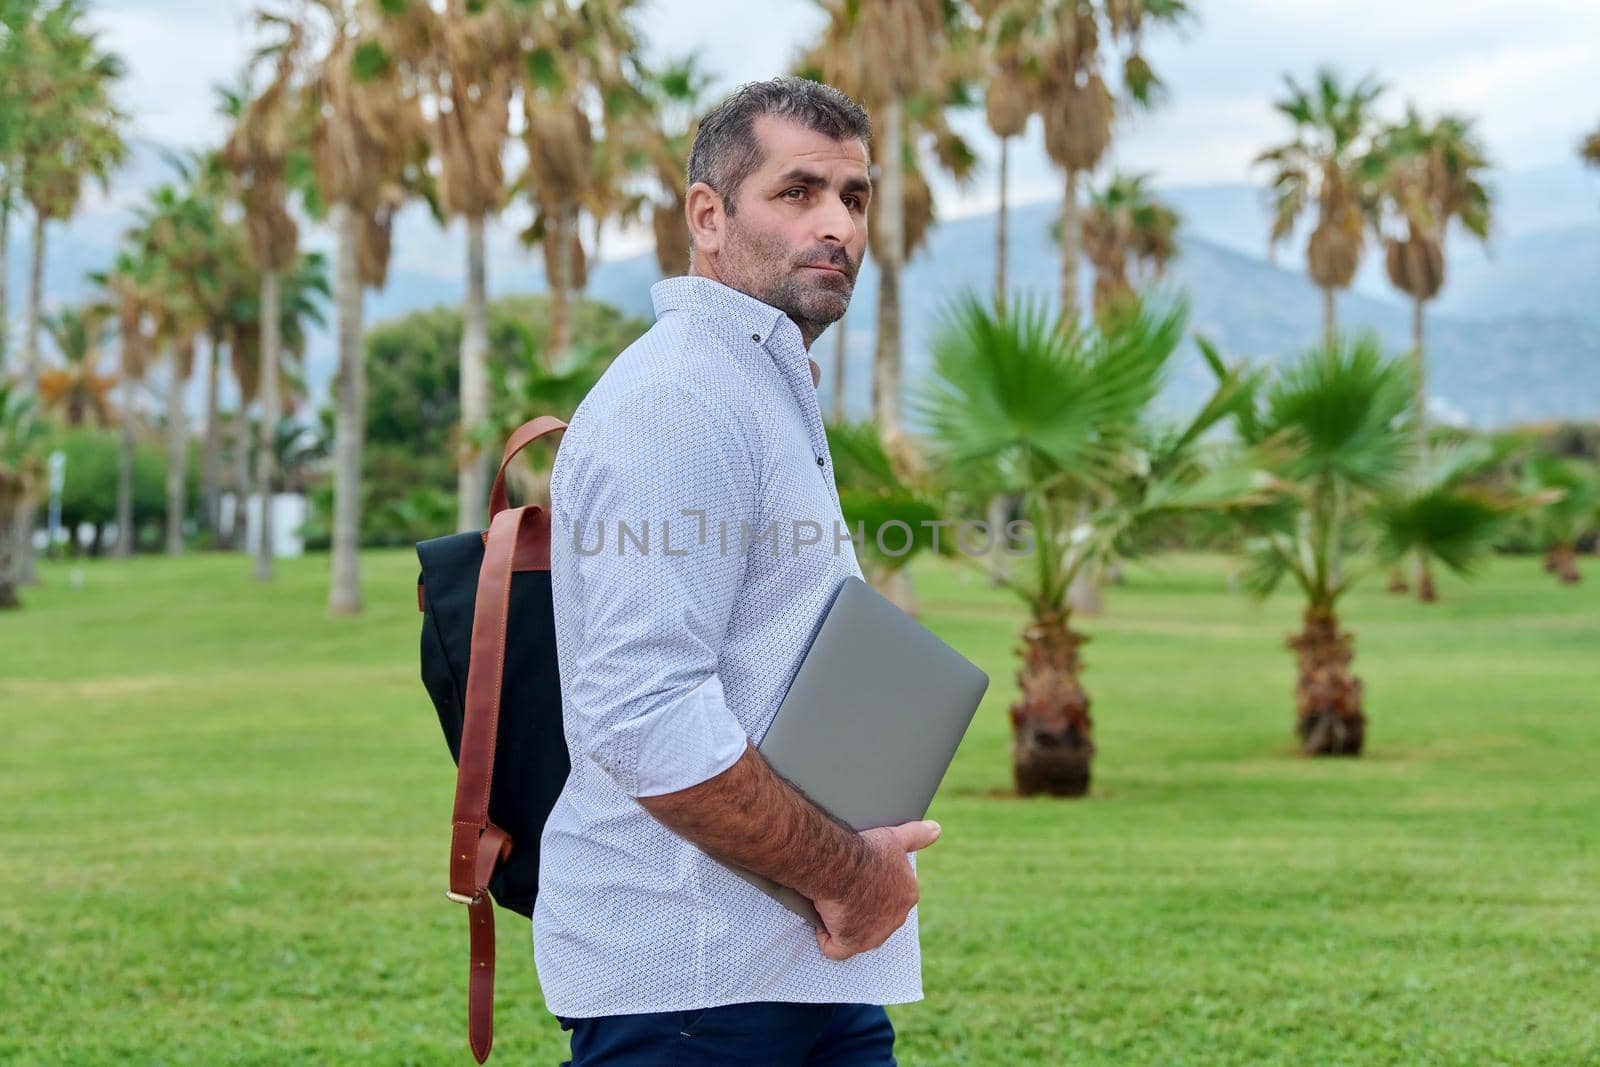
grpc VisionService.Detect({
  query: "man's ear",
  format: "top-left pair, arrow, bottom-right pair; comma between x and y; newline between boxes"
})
685,181 -> 726,259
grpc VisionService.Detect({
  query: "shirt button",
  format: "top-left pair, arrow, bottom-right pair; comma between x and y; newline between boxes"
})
751,334 -> 761,342
816,455 -> 825,467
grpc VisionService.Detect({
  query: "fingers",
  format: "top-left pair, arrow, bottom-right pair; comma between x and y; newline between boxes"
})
815,926 -> 853,961
890,819 -> 942,854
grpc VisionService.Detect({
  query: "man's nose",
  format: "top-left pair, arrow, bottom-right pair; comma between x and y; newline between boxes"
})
815,196 -> 858,247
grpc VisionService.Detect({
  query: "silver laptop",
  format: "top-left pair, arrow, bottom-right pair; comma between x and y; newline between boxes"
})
721,575 -> 990,924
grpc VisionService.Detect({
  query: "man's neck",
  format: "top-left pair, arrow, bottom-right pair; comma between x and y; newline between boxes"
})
690,263 -> 823,352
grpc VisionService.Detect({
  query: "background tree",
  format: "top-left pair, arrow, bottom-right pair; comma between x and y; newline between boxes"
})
1080,171 -> 1179,316
88,248 -> 156,557
12,0 -> 127,386
1521,454 -> 1599,584
376,0 -> 518,532
0,381 -> 47,606
1581,121 -> 1600,171
307,0 -> 427,613
220,7 -> 304,579
38,304 -> 114,426
1030,0 -> 1190,325
916,294 -> 1266,795
1221,333 -> 1510,756
804,0 -> 950,474
1255,66 -> 1385,340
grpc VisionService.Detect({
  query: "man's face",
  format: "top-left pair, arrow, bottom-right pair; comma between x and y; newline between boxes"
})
713,115 -> 871,342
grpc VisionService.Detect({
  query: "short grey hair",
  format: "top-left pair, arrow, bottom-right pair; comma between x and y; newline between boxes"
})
686,75 -> 872,217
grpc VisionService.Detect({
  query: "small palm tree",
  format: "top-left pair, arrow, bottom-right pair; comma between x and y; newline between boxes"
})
1255,67 -> 1385,340
1081,171 -> 1180,316
1221,333 -> 1509,756
39,305 -> 115,427
915,293 -> 1268,796
1581,121 -> 1600,170
1521,455 -> 1599,584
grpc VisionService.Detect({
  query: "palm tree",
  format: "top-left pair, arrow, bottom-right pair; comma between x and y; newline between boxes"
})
1581,121 -> 1600,170
640,55 -> 714,280
0,1 -> 34,371
1081,171 -> 1180,315
1372,110 -> 1491,449
38,304 -> 114,426
13,0 -> 127,386
1029,0 -> 1191,325
1221,333 -> 1509,755
97,252 -> 155,558
975,0 -> 1038,312
377,0 -> 518,532
307,0 -> 428,614
221,7 -> 304,580
804,0 -> 951,474
1255,67 -> 1385,341
1521,454 -> 1598,584
915,294 -> 1268,795
0,380 -> 48,607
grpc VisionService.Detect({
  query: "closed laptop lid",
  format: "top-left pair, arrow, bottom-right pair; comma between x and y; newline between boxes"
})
756,574 -> 990,831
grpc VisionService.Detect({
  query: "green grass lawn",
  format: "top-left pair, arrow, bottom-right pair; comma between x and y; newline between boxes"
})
2,548 -> 1597,1065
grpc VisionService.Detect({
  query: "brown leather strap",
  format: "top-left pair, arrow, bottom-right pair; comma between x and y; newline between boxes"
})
449,503 -> 546,1062
489,416 -> 567,520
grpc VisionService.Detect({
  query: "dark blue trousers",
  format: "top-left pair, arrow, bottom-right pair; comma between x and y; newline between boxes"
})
556,1001 -> 897,1065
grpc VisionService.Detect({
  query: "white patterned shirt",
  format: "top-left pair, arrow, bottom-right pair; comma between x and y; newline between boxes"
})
532,274 -> 922,1018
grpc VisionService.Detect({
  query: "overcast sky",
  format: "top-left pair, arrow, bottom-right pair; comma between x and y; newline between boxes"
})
91,0 -> 1600,229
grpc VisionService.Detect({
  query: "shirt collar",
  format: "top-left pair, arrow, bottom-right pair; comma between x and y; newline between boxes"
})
650,275 -> 818,388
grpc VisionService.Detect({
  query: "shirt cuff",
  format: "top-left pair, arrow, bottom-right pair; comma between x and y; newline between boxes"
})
591,673 -> 750,798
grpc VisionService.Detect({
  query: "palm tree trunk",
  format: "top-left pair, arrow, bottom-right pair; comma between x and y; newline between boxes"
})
0,176 -> 11,368
995,134 -> 1009,313
165,343 -> 188,556
873,96 -> 906,454
23,210 -> 43,385
457,213 -> 490,532
830,307 -> 847,422
328,202 -> 365,615
1321,286 -> 1336,342
986,493 -> 1008,587
255,269 -> 280,581
1288,605 -> 1365,756
1548,543 -> 1581,584
0,478 -> 21,608
202,333 -> 222,541
11,210 -> 45,585
549,204 -> 571,368
231,396 -> 251,550
1012,609 -> 1094,796
115,372 -> 136,558
1059,168 -> 1081,325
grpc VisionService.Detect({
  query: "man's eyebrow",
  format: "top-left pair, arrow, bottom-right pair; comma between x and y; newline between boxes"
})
777,167 -> 873,197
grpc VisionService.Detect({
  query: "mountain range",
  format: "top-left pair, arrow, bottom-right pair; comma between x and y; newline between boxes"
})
5,144 -> 1597,430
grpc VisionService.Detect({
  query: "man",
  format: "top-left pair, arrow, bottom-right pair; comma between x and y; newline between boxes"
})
535,76 -> 941,1065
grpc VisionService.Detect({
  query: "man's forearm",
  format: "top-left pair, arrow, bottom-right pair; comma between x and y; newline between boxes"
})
637,741 -> 872,902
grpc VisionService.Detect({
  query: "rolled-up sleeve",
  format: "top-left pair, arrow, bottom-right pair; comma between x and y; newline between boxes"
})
554,383 -> 757,798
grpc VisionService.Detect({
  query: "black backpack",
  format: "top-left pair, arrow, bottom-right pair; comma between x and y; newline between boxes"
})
415,415 -> 568,1063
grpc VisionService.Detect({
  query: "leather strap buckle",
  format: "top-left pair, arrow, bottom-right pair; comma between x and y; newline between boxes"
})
445,889 -> 482,905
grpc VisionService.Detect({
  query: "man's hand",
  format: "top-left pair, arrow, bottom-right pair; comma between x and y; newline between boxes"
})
812,819 -> 941,961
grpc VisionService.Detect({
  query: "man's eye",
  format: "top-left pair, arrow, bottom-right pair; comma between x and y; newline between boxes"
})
785,188 -> 806,200
844,196 -> 860,210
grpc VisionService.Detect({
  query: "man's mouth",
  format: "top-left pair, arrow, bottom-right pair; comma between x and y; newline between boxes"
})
802,264 -> 846,276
